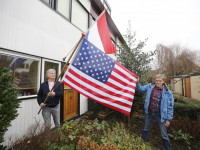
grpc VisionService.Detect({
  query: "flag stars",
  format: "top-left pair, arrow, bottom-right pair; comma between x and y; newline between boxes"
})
72,38 -> 116,84
85,42 -> 87,45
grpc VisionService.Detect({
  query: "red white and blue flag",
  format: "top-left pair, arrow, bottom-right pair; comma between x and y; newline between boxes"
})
62,38 -> 137,115
85,12 -> 116,54
9,73 -> 21,88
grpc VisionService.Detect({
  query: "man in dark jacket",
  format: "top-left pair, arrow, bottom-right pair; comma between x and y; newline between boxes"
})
37,69 -> 63,128
136,74 -> 174,150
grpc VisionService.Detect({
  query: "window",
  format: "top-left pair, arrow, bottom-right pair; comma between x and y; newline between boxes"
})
0,51 -> 40,97
42,59 -> 61,82
71,0 -> 89,32
56,0 -> 70,19
40,0 -> 89,32
41,0 -> 54,8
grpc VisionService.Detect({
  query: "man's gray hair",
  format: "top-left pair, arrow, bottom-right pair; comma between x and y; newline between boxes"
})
154,74 -> 165,81
46,69 -> 56,76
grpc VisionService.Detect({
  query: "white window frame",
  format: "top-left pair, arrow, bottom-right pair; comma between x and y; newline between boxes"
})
0,49 -> 41,99
41,58 -> 61,83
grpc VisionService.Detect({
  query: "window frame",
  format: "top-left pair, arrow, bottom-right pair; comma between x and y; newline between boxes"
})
0,49 -> 41,99
39,0 -> 89,32
55,0 -> 72,21
41,58 -> 61,83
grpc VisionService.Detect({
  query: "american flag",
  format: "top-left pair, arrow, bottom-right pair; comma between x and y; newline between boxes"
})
9,73 -> 21,88
62,38 -> 137,115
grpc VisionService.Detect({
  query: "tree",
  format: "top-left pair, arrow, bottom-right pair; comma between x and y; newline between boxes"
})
117,21 -> 155,117
0,67 -> 21,150
117,21 -> 155,82
155,43 -> 200,76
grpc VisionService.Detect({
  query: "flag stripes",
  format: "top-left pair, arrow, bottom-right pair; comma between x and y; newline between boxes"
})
63,63 -> 137,115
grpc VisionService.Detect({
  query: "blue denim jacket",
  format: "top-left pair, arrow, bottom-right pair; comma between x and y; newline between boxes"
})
136,83 -> 174,122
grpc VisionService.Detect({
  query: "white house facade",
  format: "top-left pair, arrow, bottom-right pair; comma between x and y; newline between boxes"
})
0,0 -> 125,147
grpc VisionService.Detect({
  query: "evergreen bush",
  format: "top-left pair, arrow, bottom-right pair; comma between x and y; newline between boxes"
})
0,67 -> 21,149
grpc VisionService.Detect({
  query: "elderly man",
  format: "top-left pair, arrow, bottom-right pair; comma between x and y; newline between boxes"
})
37,69 -> 63,128
136,74 -> 174,150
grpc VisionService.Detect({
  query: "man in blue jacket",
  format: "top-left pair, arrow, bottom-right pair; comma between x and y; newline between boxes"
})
136,74 -> 174,150
37,69 -> 63,128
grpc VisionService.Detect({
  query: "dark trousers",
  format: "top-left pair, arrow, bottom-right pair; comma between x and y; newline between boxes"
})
141,110 -> 171,150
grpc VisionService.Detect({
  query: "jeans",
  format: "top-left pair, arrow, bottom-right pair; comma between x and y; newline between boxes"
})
141,110 -> 171,150
42,104 -> 60,128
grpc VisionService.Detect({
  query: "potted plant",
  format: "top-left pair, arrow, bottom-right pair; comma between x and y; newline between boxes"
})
84,111 -> 94,120
97,110 -> 108,120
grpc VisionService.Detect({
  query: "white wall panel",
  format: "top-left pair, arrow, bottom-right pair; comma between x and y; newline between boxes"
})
0,0 -> 84,61
191,76 -> 200,101
79,0 -> 91,12
1,0 -> 91,147
79,95 -> 88,115
3,98 -> 44,147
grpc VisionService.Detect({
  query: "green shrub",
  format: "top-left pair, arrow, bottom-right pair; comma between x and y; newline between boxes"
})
168,129 -> 193,149
0,67 -> 21,149
174,103 -> 200,120
101,122 -> 151,150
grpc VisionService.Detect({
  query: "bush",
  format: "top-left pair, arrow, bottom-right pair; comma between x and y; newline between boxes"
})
0,67 -> 21,149
174,103 -> 200,120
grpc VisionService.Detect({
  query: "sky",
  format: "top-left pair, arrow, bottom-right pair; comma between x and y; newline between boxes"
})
108,0 -> 200,52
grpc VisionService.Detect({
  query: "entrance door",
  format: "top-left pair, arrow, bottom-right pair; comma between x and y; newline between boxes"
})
185,77 -> 191,98
63,84 -> 78,120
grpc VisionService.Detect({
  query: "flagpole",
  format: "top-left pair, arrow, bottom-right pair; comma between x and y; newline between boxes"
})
38,33 -> 86,114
